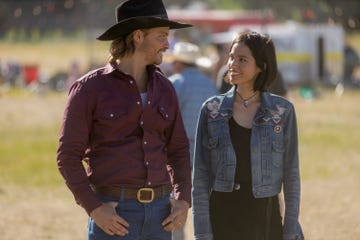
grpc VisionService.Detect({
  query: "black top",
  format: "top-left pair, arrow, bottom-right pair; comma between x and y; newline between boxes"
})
229,117 -> 252,186
209,117 -> 282,240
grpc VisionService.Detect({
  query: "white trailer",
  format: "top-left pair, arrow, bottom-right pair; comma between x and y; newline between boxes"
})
212,22 -> 344,85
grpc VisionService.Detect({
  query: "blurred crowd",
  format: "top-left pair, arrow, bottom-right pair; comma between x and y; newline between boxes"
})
0,35 -> 359,94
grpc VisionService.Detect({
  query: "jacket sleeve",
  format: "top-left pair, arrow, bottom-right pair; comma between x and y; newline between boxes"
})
283,104 -> 304,240
192,104 -> 213,240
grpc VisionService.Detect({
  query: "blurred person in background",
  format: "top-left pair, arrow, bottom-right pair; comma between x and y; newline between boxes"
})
192,31 -> 303,240
216,64 -> 232,94
56,0 -> 192,239
2,60 -> 21,88
65,60 -> 82,91
165,41 -> 218,240
344,44 -> 360,86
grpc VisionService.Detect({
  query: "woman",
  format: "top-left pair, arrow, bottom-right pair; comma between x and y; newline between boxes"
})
192,31 -> 304,240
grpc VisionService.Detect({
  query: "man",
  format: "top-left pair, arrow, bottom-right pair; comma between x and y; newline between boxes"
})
56,1 -> 192,239
167,42 -> 218,168
166,42 -> 217,240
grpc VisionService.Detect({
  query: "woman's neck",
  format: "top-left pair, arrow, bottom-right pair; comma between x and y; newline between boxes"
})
235,85 -> 260,108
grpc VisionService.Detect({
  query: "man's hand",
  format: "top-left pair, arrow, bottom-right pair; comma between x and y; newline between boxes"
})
90,202 -> 130,236
162,199 -> 190,232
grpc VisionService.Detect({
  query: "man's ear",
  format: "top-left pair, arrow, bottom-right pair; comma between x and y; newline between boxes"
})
133,30 -> 144,44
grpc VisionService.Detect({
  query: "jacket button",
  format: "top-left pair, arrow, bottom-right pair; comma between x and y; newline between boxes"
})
233,183 -> 240,190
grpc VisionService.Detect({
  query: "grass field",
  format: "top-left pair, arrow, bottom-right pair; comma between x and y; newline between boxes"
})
0,33 -> 360,239
0,86 -> 360,239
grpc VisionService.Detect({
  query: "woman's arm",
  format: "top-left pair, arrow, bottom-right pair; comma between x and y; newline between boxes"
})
192,105 -> 213,240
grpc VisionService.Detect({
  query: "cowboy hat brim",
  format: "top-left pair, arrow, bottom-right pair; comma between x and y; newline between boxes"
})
97,17 -> 192,41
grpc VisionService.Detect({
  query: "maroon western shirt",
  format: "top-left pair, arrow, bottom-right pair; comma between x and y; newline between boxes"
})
57,63 -> 191,215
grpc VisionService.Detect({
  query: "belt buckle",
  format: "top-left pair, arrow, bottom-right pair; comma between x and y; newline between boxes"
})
137,187 -> 155,203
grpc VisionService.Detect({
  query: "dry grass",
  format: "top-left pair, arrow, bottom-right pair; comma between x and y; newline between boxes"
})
1,86 -> 360,239
0,40 -> 109,76
0,185 -> 87,239
1,31 -> 360,240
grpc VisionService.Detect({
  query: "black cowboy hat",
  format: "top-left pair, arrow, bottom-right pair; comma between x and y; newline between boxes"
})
97,0 -> 192,41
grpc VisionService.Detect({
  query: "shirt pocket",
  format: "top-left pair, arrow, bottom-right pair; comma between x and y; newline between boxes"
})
155,105 -> 175,139
158,105 -> 175,121
95,109 -> 128,120
93,108 -> 128,138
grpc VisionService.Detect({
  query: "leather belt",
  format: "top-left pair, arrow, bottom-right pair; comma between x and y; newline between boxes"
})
92,184 -> 173,203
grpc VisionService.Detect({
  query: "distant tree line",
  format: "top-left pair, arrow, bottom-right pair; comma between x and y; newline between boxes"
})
0,0 -> 358,40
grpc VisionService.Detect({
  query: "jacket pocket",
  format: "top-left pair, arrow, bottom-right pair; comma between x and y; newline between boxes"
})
272,140 -> 285,167
206,136 -> 218,149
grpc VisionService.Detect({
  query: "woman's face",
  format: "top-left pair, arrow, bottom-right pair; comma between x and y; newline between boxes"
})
227,42 -> 261,86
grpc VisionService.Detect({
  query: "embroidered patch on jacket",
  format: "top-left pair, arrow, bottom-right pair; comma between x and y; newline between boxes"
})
256,105 -> 287,131
269,105 -> 287,124
206,100 -> 220,118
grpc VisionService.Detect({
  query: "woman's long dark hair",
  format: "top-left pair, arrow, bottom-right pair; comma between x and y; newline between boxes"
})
229,31 -> 278,92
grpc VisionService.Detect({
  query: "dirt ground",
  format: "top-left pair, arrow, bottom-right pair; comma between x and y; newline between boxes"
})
1,176 -> 359,239
1,91 -> 359,239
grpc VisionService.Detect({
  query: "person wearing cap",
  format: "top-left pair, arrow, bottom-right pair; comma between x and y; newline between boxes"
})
166,42 -> 218,169
165,42 -> 218,240
56,0 -> 192,239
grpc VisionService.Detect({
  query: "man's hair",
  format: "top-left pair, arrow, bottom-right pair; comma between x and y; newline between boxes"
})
108,29 -> 149,64
229,31 -> 278,92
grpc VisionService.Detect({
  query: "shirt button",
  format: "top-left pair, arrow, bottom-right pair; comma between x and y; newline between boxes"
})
109,113 -> 114,118
165,114 -> 168,118
145,161 -> 149,165
129,80 -> 134,84
140,121 -> 144,125
148,181 -> 152,185
137,101 -> 141,105
144,141 -> 147,145
147,101 -> 151,104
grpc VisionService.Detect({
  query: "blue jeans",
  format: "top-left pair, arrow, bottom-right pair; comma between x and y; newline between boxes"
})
88,195 -> 172,240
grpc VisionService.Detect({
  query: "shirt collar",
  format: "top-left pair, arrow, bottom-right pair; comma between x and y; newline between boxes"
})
102,62 -> 158,78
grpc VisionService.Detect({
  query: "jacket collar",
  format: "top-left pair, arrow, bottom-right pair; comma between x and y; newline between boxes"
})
219,86 -> 277,116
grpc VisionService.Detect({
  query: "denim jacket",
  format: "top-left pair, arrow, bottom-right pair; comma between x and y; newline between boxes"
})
192,87 -> 304,240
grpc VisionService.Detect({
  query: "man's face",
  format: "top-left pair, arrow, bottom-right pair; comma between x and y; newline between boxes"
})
138,27 -> 170,65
